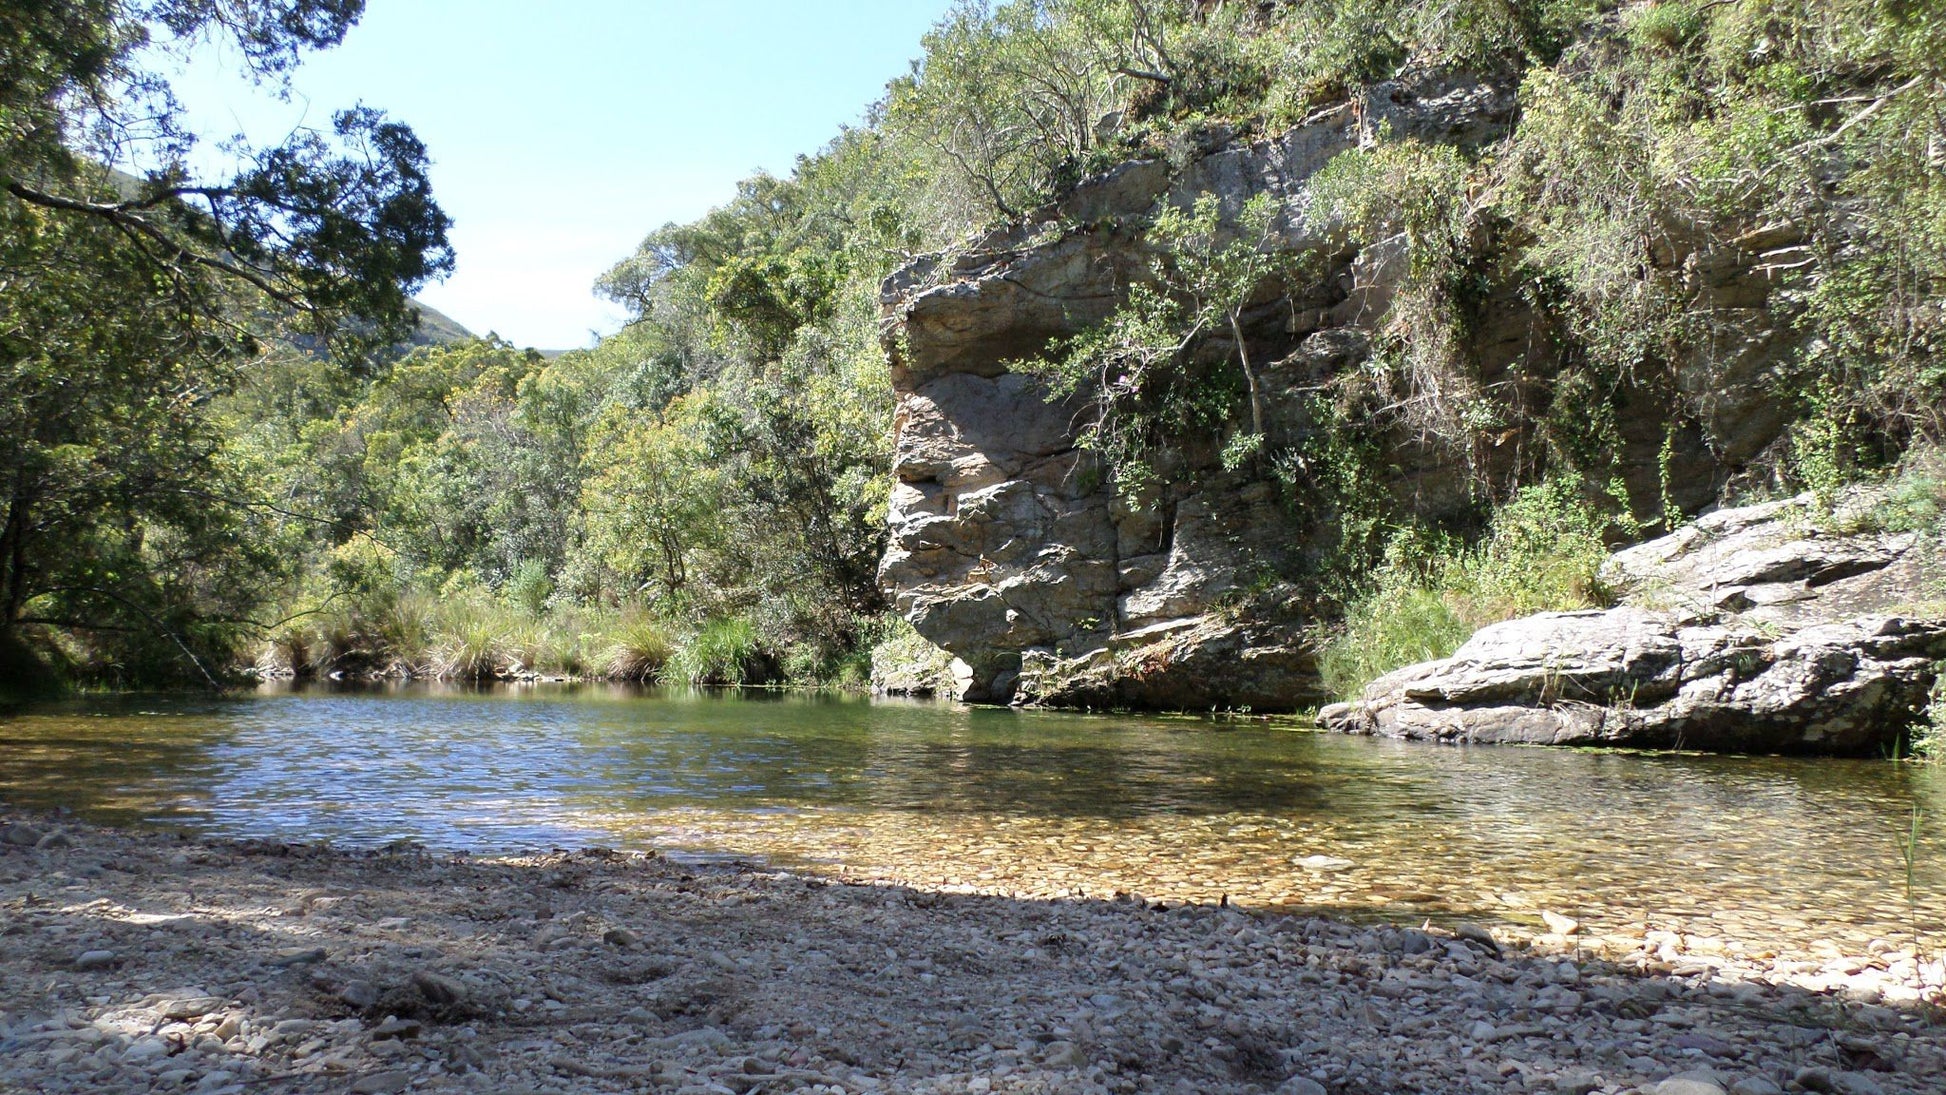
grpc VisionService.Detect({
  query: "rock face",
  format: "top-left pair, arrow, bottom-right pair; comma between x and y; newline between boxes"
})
879,74 -> 1520,707
878,70 -> 1814,709
1318,495 -> 1946,753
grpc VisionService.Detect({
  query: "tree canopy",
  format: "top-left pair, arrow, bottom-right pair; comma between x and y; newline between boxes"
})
1,0 -> 450,686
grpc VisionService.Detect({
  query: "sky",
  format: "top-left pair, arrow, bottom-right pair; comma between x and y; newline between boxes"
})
164,1 -> 955,350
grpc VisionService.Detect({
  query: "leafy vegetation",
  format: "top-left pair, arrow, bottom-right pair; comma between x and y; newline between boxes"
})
1320,478 -> 1621,700
1916,676 -> 1946,765
1024,191 -> 1290,501
1,1 -> 451,687
7,0 -> 1944,700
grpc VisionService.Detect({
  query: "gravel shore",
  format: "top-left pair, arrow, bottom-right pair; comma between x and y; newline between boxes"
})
2,809 -> 1941,1095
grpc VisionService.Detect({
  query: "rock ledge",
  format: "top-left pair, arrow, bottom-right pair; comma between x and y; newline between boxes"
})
1319,494 -> 1946,753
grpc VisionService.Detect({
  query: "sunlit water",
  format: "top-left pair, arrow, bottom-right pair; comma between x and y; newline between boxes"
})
2,683 -> 1941,956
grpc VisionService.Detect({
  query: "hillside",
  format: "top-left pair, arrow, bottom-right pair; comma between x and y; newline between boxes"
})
7,1 -> 1944,755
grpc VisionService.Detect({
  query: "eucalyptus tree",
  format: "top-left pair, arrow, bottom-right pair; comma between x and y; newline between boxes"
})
0,1 -> 451,684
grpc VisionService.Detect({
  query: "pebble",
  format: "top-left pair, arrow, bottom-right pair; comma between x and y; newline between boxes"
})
338,981 -> 379,1009
1656,1074 -> 1728,1095
1039,1040 -> 1085,1068
412,969 -> 466,1004
160,996 -> 225,1020
269,946 -> 328,967
72,949 -> 117,971
372,1017 -> 422,1039
1,808 -> 1941,1095
1294,855 -> 1355,872
349,1071 -> 412,1094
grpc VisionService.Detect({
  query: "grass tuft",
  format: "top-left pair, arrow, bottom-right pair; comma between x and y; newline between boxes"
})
605,609 -> 674,681
1322,478 -> 1617,701
667,616 -> 761,687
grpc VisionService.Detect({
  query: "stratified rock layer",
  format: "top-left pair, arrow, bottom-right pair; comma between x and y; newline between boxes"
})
1319,495 -> 1946,753
878,74 -> 1521,707
877,69 -> 1814,710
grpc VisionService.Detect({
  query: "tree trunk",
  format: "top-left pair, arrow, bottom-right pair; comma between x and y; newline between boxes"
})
0,472 -> 32,629
1228,309 -> 1265,438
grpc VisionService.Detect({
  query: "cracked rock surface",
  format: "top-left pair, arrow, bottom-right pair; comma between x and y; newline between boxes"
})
1319,494 -> 1946,753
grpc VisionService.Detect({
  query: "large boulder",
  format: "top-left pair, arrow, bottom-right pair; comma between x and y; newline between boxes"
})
1318,495 -> 1946,753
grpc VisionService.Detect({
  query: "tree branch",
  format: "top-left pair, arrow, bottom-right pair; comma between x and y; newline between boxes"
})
4,180 -> 313,313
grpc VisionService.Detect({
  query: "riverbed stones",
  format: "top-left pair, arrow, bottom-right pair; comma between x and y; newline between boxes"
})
1655,1072 -> 1729,1095
1,806 -> 1941,1095
268,946 -> 326,967
409,969 -> 465,1006
1543,910 -> 1581,935
72,948 -> 116,970
336,980 -> 379,1010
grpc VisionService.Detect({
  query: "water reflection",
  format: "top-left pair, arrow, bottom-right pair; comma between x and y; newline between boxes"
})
0,682 -> 1939,955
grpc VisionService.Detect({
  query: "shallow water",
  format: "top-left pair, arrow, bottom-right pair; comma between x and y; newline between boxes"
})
2,683 -> 1941,954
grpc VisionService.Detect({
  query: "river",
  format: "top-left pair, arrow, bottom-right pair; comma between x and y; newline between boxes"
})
2,683 -> 1940,960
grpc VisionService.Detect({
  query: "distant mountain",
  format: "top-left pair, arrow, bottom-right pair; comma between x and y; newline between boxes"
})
405,300 -> 473,346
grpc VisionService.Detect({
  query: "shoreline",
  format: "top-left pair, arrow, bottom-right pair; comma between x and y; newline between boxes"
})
2,809 -> 1942,1095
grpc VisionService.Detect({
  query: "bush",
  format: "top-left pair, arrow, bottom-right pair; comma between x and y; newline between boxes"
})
428,595 -> 522,680
1321,478 -> 1618,700
1319,576 -> 1473,702
1914,670 -> 1946,764
868,615 -> 959,696
604,608 -> 674,681
667,616 -> 763,687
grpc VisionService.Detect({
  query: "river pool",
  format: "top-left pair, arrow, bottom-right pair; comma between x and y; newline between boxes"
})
2,683 -> 1940,958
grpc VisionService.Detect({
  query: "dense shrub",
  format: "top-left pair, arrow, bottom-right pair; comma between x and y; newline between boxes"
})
1321,479 -> 1620,700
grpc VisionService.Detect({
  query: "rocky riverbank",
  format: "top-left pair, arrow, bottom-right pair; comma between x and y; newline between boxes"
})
2,809 -> 1941,1095
1320,490 -> 1946,754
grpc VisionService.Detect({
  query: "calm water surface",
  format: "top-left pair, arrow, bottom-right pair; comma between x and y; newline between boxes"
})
2,684 -> 1941,954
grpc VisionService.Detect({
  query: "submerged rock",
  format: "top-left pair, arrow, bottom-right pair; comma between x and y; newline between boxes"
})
1320,493 -> 1946,753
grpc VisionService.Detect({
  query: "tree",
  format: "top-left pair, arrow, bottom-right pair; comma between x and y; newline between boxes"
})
579,396 -> 729,603
885,0 -> 1174,227
0,1 -> 452,684
1027,191 -> 1288,502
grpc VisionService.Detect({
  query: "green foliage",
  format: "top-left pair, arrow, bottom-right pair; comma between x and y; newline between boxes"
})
1026,191 -> 1287,504
1321,478 -> 1619,700
1495,0 -> 1946,483
868,615 -> 958,695
886,0 -> 1175,228
604,610 -> 674,682
17,0 -> 1946,700
667,616 -> 764,687
1875,454 -> 1946,535
1917,673 -> 1946,764
0,1 -> 450,687
1310,136 -> 1485,453
1317,537 -> 1475,704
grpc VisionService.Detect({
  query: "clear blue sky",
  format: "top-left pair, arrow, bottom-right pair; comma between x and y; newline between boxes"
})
166,1 -> 954,349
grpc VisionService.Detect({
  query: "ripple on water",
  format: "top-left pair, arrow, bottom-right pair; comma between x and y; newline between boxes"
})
0,682 -> 1940,960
